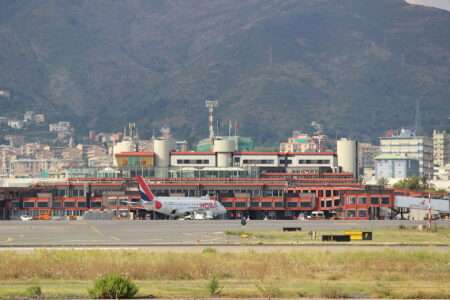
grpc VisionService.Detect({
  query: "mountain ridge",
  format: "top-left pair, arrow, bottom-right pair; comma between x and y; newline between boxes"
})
0,0 -> 449,144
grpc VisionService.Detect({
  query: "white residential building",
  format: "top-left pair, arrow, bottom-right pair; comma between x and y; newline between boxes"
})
7,119 -> 24,129
374,154 -> 420,180
379,128 -> 433,178
49,121 -> 72,132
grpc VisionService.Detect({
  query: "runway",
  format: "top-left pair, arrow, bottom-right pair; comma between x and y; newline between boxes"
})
0,220 -> 448,247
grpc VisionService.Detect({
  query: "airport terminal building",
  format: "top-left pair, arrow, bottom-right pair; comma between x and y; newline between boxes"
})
0,140 -> 446,220
0,172 -> 395,220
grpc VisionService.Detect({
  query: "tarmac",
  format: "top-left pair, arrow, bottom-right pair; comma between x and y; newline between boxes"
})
0,219 -> 449,248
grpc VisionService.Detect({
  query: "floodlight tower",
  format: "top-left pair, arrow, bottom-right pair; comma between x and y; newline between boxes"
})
205,100 -> 219,140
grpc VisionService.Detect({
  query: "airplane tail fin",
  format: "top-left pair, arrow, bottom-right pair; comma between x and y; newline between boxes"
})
136,176 -> 154,203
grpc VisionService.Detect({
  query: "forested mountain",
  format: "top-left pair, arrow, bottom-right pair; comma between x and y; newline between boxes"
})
0,0 -> 449,143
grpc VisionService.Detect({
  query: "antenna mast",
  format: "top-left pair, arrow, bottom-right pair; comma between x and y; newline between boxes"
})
205,100 -> 219,140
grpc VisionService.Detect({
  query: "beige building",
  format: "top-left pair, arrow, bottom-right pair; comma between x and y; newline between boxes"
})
10,159 -> 84,178
0,146 -> 16,177
379,129 -> 433,178
433,130 -> 450,168
280,131 -> 326,153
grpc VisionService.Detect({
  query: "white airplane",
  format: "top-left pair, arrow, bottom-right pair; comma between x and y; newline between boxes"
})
135,176 -> 227,219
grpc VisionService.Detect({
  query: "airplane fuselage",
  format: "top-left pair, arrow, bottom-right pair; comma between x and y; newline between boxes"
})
143,197 -> 226,218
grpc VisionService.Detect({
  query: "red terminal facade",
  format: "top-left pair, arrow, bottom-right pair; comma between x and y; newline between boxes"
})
0,172 -> 395,220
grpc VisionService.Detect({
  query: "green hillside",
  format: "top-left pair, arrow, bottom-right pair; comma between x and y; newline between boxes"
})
0,0 -> 449,143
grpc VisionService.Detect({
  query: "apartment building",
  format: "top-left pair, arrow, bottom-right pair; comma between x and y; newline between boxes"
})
379,129 -> 433,178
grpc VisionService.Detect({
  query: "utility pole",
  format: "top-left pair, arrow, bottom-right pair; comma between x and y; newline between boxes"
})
428,192 -> 432,231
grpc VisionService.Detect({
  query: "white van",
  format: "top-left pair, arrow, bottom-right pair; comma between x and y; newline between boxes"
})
308,211 -> 325,219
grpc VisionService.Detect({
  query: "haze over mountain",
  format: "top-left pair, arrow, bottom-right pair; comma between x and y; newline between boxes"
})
406,0 -> 450,11
0,0 -> 449,144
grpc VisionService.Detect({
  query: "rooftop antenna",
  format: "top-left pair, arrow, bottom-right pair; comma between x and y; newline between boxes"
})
205,100 -> 218,140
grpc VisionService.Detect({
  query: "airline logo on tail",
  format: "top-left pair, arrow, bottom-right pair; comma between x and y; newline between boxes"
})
136,176 -> 154,202
136,176 -> 162,210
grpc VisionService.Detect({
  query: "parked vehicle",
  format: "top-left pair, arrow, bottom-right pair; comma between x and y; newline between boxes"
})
20,214 -> 33,221
307,211 -> 325,220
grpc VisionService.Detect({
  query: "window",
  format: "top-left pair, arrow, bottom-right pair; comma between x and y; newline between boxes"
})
52,201 -> 62,208
359,197 -> 367,205
261,202 -> 272,208
222,202 -> 233,207
381,197 -> 390,205
242,159 -> 274,165
91,202 -> 102,208
300,202 -> 311,208
334,200 -> 340,206
78,202 -> 87,208
370,197 -> 379,205
235,202 -> 247,208
176,159 -> 210,165
280,159 -> 292,164
11,201 -> 20,208
348,197 -> 356,205
250,202 -> 259,207
298,159 -> 330,165
346,210 -> 356,218
23,202 -> 34,208
287,202 -> 297,207
37,202 -> 48,208
275,202 -> 284,208
358,210 -> 367,217
64,202 -> 75,208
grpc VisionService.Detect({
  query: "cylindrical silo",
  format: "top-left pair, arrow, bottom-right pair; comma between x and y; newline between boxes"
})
337,138 -> 358,177
154,139 -> 172,168
213,139 -> 235,168
154,139 -> 173,177
112,140 -> 134,166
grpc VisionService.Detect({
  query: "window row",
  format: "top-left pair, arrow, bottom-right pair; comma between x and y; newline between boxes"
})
176,159 -> 210,164
221,201 -> 312,208
298,160 -> 331,164
20,201 -> 102,208
242,159 -> 275,165
346,197 -> 390,205
346,210 -> 368,218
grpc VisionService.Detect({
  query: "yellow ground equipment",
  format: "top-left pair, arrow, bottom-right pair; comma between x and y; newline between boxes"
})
344,231 -> 372,241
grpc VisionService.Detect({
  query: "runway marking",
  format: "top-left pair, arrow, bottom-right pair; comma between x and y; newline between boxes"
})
88,224 -> 105,237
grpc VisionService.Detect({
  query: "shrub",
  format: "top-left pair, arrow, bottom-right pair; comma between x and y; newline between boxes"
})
255,281 -> 282,299
25,285 -> 42,298
319,284 -> 348,298
88,273 -> 138,299
373,281 -> 393,298
207,276 -> 222,296
202,247 -> 217,255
